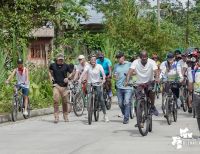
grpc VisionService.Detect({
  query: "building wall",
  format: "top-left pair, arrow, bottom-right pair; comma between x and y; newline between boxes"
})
28,38 -> 53,66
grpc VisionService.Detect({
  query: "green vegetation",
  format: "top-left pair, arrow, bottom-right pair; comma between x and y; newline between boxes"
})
0,0 -> 200,112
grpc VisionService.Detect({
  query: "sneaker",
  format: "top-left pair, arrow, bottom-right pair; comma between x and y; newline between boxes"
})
177,99 -> 182,109
188,107 -> 192,113
123,120 -> 129,124
151,106 -> 159,116
23,110 -> 28,116
103,114 -> 109,122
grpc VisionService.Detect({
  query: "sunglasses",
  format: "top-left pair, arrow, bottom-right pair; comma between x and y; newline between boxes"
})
78,59 -> 83,61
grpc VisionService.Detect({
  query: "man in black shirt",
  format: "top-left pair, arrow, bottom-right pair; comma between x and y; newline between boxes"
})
49,53 -> 73,123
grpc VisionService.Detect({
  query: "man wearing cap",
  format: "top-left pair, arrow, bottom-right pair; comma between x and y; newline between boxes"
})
113,52 -> 133,124
6,58 -> 30,116
49,53 -> 74,123
96,52 -> 113,98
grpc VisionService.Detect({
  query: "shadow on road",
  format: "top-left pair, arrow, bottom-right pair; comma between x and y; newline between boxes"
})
112,129 -> 142,137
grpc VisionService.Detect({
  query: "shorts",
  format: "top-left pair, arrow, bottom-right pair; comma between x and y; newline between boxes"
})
17,86 -> 29,96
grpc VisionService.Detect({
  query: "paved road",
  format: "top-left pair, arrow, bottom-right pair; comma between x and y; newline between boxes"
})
0,97 -> 200,154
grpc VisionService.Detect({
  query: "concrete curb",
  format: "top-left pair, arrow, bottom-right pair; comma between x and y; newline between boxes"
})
0,96 -> 118,124
0,107 -> 54,124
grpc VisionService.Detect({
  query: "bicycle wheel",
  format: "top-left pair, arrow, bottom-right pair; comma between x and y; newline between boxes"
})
130,101 -> 135,119
23,98 -> 31,119
165,97 -> 172,125
11,97 -> 18,122
148,113 -> 152,132
136,100 -> 149,136
73,92 -> 84,117
181,88 -> 188,112
94,94 -> 99,122
87,93 -> 94,125
173,103 -> 178,122
104,91 -> 111,110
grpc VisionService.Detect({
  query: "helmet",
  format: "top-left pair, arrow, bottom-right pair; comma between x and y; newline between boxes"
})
17,58 -> 23,64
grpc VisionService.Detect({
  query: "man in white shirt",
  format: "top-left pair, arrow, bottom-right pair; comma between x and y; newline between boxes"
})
79,55 -> 109,122
125,51 -> 159,116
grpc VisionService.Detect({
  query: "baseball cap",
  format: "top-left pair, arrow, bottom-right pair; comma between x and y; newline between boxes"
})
98,53 -> 104,58
167,53 -> 174,59
56,53 -> 64,60
78,55 -> 85,60
116,52 -> 124,59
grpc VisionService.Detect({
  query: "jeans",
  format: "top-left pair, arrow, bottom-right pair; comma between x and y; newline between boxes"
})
117,89 -> 133,121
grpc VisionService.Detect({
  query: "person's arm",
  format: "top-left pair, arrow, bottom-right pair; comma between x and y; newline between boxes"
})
177,63 -> 184,82
6,69 -> 16,83
108,66 -> 112,78
73,70 -> 80,81
25,67 -> 29,84
125,68 -> 135,85
108,59 -> 112,78
125,61 -> 136,86
99,65 -> 106,83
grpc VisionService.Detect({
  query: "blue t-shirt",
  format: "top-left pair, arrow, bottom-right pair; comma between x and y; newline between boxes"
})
96,58 -> 112,76
113,61 -> 133,90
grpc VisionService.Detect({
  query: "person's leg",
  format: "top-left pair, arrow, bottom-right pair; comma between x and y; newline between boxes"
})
106,77 -> 112,97
96,86 -> 106,114
61,87 -> 69,122
117,89 -> 125,116
22,88 -> 29,115
53,85 -> 61,123
193,94 -> 200,132
123,89 -> 133,123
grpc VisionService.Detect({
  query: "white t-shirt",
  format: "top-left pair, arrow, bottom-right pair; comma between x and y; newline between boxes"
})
160,61 -> 183,82
130,58 -> 158,84
84,64 -> 105,83
76,62 -> 89,74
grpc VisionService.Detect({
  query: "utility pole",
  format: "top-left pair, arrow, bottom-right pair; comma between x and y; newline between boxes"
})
185,0 -> 190,47
157,0 -> 161,28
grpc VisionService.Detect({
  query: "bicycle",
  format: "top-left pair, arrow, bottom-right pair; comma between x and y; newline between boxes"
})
87,82 -> 103,125
134,82 -> 154,136
103,79 -> 112,110
11,84 -> 31,122
67,81 -> 85,117
179,78 -> 189,112
155,83 -> 161,99
162,81 -> 178,125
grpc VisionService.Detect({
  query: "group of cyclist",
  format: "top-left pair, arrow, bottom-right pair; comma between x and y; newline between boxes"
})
5,47 -> 200,134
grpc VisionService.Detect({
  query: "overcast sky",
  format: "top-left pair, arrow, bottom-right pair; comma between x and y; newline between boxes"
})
149,0 -> 195,7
